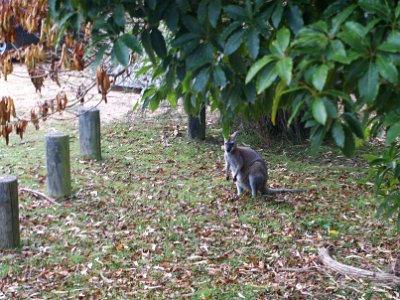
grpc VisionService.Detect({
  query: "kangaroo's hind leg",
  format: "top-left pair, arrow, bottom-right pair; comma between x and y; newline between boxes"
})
236,182 -> 244,196
249,174 -> 264,198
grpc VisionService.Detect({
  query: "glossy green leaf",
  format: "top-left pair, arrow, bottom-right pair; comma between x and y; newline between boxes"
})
246,55 -> 275,84
323,98 -> 337,118
358,62 -> 379,104
343,112 -> 364,139
344,21 -> 366,37
276,27 -> 290,51
271,80 -> 286,125
386,122 -> 400,145
276,57 -> 293,84
120,34 -> 142,54
92,44 -> 108,71
269,40 -> 284,56
186,44 -> 214,70
197,0 -> 208,23
337,28 -> 368,52
194,67 -> 210,92
256,63 -> 278,94
165,4 -> 179,31
287,4 -> 304,35
376,55 -> 398,84
378,31 -> 400,53
396,2 -> 400,18
112,4 -> 125,27
225,31 -> 244,55
182,15 -> 203,34
112,38 -> 130,66
343,126 -> 355,157
246,28 -> 260,59
359,0 -> 391,20
212,66 -> 227,87
328,40 -> 349,64
244,82 -> 256,104
272,2 -> 284,28
150,28 -> 167,58
224,5 -> 247,21
310,127 -> 326,155
312,98 -> 327,125
141,30 -> 156,63
208,0 -> 221,28
172,33 -> 201,47
330,4 -> 356,35
332,120 -> 345,148
312,64 -> 329,91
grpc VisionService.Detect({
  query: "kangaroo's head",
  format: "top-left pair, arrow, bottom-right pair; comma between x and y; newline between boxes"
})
224,131 -> 239,153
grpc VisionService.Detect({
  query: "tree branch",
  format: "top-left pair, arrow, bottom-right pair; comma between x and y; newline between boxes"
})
318,247 -> 400,287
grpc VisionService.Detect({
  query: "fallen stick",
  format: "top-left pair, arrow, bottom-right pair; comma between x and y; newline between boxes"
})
318,247 -> 400,286
20,187 -> 60,206
278,266 -> 319,273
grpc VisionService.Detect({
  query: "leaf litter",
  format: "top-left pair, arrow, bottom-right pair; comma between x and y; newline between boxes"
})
0,117 -> 399,299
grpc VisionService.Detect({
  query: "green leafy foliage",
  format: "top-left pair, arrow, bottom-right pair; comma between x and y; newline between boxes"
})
50,0 -> 400,156
365,144 -> 400,229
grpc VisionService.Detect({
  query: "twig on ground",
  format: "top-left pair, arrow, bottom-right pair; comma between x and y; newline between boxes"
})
20,187 -> 60,206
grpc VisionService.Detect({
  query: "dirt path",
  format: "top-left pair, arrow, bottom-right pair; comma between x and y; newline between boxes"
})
0,64 -> 140,123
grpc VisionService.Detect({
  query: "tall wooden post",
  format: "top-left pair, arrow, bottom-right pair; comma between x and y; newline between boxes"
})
188,106 -> 206,140
45,132 -> 71,199
79,107 -> 101,160
0,175 -> 20,248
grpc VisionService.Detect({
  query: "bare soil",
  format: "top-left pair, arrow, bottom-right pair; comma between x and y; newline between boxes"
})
0,64 -> 139,123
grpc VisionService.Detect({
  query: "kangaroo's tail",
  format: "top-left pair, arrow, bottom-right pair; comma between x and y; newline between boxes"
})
264,188 -> 304,194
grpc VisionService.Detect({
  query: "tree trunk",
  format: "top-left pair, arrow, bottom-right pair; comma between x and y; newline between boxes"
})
79,107 -> 101,160
188,106 -> 206,140
45,132 -> 72,199
0,175 -> 20,248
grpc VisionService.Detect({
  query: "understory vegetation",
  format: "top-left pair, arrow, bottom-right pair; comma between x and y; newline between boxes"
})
0,112 -> 398,299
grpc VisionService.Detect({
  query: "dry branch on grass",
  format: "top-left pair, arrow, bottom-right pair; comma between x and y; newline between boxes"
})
20,187 -> 60,206
318,247 -> 400,287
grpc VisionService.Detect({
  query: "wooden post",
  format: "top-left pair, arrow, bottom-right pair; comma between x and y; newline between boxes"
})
188,106 -> 206,140
45,132 -> 71,199
79,107 -> 101,160
0,175 -> 20,248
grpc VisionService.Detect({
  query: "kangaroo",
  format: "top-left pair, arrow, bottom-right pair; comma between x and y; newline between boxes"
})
224,131 -> 303,198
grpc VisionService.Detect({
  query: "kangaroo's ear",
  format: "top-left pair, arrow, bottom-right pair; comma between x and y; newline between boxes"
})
230,131 -> 239,141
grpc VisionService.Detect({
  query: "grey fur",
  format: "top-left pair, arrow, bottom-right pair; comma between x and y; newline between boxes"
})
224,131 -> 303,197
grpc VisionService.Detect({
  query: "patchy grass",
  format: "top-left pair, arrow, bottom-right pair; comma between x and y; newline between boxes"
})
0,113 -> 399,299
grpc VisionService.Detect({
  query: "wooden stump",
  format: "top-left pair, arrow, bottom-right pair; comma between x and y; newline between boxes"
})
0,175 -> 20,248
188,106 -> 206,141
45,132 -> 71,199
79,107 -> 101,160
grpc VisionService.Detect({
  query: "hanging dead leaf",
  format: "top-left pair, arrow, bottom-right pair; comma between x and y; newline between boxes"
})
31,108 -> 40,130
49,55 -> 60,86
28,66 -> 45,93
41,101 -> 49,121
15,120 -> 28,139
56,92 -> 68,112
72,41 -> 85,70
59,44 -> 71,69
96,64 -> 110,103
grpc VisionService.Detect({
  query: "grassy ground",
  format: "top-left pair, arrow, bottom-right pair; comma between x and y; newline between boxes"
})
0,112 -> 399,299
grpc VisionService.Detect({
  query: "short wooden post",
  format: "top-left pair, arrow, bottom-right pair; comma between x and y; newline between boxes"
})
0,175 -> 20,248
79,107 -> 101,160
45,132 -> 71,199
188,106 -> 206,140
